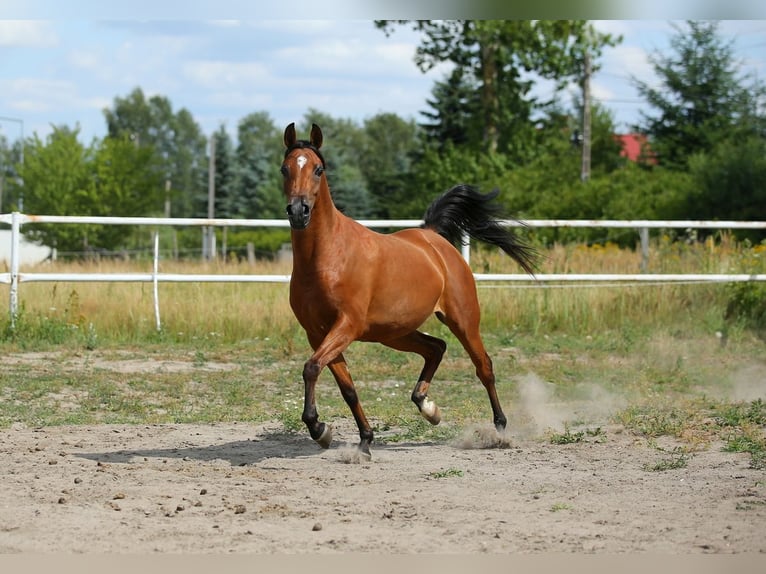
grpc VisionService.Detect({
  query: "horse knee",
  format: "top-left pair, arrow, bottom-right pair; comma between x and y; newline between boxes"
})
303,360 -> 321,382
433,337 -> 447,358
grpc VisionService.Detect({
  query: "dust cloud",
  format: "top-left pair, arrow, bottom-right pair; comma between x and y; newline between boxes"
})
456,373 -> 628,449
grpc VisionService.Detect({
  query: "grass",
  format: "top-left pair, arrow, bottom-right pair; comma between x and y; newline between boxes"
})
428,468 -> 464,479
616,398 -> 766,470
643,448 -> 691,472
548,426 -> 605,444
3,234 -> 763,347
0,237 -> 764,457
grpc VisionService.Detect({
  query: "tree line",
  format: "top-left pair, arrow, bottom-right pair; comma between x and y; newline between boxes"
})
1,20 -> 764,256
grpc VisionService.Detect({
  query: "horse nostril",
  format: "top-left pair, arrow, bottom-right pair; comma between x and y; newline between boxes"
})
302,203 -> 310,216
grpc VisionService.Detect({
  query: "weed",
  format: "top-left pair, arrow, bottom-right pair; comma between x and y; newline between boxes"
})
549,428 -> 585,444
378,418 -> 460,445
277,409 -> 304,433
723,432 -> 766,470
715,399 -> 766,427
549,503 -> 572,512
736,500 -> 766,511
616,405 -> 685,438
193,350 -> 207,367
428,468 -> 464,479
724,242 -> 766,339
644,448 -> 690,472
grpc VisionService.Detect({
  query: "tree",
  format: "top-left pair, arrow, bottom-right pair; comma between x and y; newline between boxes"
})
634,21 -> 762,170
360,113 -> 420,218
210,125 -> 237,218
298,110 -> 374,218
419,67 -> 483,149
17,127 -> 94,251
234,112 -> 283,219
17,127 -> 163,253
687,136 -> 766,235
377,20 -> 619,159
0,133 -> 23,212
89,135 -> 165,248
103,87 -> 208,217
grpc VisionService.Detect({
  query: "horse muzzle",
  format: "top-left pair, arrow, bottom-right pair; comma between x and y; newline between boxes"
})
286,197 -> 311,230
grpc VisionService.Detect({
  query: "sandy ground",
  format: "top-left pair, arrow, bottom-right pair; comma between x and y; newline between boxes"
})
0,415 -> 764,554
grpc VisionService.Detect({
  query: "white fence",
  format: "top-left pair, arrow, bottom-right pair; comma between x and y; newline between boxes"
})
2,211 -> 765,330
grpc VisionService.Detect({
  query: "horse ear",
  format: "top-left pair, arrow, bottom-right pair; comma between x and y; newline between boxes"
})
310,123 -> 323,149
283,122 -> 296,148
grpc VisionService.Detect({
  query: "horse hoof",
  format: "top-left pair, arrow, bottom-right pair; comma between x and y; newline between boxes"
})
420,398 -> 441,426
315,423 -> 333,449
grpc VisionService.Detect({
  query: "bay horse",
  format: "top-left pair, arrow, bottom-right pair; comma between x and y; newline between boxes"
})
282,122 -> 537,458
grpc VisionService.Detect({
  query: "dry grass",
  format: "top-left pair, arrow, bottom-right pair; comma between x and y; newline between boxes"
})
2,236 -> 762,347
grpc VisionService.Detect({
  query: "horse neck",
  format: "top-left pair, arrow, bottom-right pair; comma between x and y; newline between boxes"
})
290,179 -> 340,262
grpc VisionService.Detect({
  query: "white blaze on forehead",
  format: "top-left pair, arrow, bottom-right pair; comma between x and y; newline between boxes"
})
297,155 -> 307,170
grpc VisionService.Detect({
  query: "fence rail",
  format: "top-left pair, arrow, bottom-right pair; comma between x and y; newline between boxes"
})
2,212 -> 765,330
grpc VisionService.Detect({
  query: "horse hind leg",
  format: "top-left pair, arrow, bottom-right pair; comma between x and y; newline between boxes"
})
383,331 -> 447,426
439,312 -> 507,432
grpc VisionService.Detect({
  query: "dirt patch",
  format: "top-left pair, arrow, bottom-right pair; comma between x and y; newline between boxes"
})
4,351 -> 240,374
0,418 -> 763,554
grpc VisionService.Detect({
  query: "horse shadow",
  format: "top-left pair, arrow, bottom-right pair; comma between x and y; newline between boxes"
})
75,429 -> 327,467
74,428 -> 434,467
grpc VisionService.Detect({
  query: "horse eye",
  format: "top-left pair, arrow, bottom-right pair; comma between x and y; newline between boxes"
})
280,165 -> 288,177
314,165 -> 324,177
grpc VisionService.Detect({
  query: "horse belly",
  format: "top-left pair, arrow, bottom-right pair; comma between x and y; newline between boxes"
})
361,249 -> 444,339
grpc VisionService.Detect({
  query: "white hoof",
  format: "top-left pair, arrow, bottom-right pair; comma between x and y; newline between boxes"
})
420,397 -> 441,425
315,424 -> 333,449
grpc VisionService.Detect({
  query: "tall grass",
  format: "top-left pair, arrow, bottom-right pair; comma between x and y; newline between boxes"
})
1,235 -> 763,348
3,258 -> 297,347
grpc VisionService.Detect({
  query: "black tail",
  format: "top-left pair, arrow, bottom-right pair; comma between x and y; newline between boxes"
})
422,184 -> 538,275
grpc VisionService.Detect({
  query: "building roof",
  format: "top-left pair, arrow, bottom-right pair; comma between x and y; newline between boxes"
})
615,133 -> 655,163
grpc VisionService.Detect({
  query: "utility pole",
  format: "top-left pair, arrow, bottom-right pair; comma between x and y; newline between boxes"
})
205,134 -> 216,260
0,116 -> 24,210
581,49 -> 592,183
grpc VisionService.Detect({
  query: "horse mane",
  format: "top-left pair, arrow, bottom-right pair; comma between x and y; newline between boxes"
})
284,140 -> 326,168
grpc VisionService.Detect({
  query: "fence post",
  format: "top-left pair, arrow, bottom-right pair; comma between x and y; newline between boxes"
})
9,211 -> 20,328
153,231 -> 161,331
461,230 -> 470,264
639,227 -> 649,273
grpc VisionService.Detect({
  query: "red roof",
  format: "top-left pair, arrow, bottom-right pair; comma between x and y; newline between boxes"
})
615,133 -> 655,164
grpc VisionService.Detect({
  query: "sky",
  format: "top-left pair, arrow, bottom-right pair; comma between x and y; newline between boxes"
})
1,18 -> 765,146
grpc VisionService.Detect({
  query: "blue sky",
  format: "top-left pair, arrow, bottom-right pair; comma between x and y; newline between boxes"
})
0,19 -> 765,145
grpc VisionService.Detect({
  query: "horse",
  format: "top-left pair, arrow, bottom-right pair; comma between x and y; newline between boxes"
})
281,122 -> 538,459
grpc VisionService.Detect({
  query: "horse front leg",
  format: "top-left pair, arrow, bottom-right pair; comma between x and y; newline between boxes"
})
301,357 -> 333,448
301,320 -> 358,451
327,356 -> 374,458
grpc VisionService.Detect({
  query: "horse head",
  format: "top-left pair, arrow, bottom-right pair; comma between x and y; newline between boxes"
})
282,122 -> 326,230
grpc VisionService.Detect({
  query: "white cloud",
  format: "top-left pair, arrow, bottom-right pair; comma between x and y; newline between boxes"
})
182,60 -> 271,88
601,44 -> 656,87
68,49 -> 101,70
0,20 -> 58,47
1,78 -> 77,112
